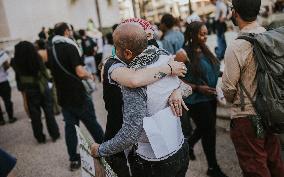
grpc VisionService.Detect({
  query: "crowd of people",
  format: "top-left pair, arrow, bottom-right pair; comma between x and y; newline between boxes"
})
1,0 -> 284,177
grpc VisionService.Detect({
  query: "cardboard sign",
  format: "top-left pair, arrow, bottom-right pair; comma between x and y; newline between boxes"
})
75,126 -> 118,177
76,126 -> 96,177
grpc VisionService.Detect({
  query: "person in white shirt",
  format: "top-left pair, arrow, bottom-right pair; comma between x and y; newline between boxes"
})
0,50 -> 17,125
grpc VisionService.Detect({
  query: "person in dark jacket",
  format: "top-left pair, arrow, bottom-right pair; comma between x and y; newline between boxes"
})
12,41 -> 60,144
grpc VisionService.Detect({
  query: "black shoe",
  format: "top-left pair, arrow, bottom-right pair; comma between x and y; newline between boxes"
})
188,147 -> 196,160
37,135 -> 46,144
70,160 -> 81,171
9,117 -> 17,124
37,139 -> 46,144
0,120 -> 5,126
207,166 -> 228,177
52,135 -> 60,142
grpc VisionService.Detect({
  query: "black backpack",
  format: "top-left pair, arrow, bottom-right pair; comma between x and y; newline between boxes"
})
237,27 -> 284,134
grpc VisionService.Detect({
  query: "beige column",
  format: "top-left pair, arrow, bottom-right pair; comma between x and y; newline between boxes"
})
0,0 -> 10,39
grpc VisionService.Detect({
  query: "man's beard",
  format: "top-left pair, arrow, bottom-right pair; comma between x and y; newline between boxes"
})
231,16 -> 238,26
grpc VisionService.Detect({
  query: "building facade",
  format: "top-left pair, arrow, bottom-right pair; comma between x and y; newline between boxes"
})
0,0 -> 120,41
118,0 -> 216,23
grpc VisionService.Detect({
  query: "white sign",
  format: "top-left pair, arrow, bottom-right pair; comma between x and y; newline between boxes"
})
143,107 -> 184,158
76,126 -> 96,177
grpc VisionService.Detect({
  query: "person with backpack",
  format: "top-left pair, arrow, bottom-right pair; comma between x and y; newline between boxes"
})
222,0 -> 284,176
12,41 -> 60,144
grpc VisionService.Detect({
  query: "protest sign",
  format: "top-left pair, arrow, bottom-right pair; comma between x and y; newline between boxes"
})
76,126 -> 96,177
75,126 -> 118,177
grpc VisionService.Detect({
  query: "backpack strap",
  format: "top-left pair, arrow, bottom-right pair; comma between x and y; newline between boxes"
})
236,34 -> 255,111
237,33 -> 256,44
239,81 -> 257,111
239,82 -> 245,111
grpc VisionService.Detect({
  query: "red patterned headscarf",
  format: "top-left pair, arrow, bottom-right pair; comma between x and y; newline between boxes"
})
121,18 -> 156,40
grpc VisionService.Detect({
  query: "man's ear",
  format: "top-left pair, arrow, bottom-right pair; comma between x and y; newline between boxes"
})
124,49 -> 133,60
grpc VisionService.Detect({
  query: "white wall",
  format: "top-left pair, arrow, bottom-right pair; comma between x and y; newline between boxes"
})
2,0 -> 120,41
3,0 -> 70,40
98,0 -> 120,27
68,0 -> 99,29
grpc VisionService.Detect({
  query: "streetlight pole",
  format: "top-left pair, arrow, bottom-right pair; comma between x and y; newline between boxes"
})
188,0 -> 192,15
94,0 -> 102,31
132,0 -> 138,18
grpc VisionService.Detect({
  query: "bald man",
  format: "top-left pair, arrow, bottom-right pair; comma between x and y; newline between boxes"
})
101,22 -> 189,176
92,23 -> 189,177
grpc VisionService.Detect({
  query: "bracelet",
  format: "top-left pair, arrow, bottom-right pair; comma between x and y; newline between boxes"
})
168,64 -> 173,75
97,144 -> 102,158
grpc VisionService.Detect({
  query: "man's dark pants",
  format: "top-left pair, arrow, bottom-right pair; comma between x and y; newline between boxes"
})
26,87 -> 60,142
62,96 -> 104,161
0,81 -> 14,121
129,142 -> 189,177
106,152 -> 131,177
230,118 -> 284,177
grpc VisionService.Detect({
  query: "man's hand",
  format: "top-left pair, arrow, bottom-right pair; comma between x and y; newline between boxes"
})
169,89 -> 189,117
197,85 -> 217,96
168,58 -> 187,77
91,143 -> 100,158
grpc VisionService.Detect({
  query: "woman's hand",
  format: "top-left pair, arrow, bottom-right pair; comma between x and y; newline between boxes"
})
169,89 -> 189,117
196,85 -> 217,96
168,58 -> 187,77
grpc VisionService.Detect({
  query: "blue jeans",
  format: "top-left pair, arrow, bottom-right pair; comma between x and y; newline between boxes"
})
215,22 -> 227,60
0,148 -> 16,177
62,96 -> 104,161
129,142 -> 189,177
